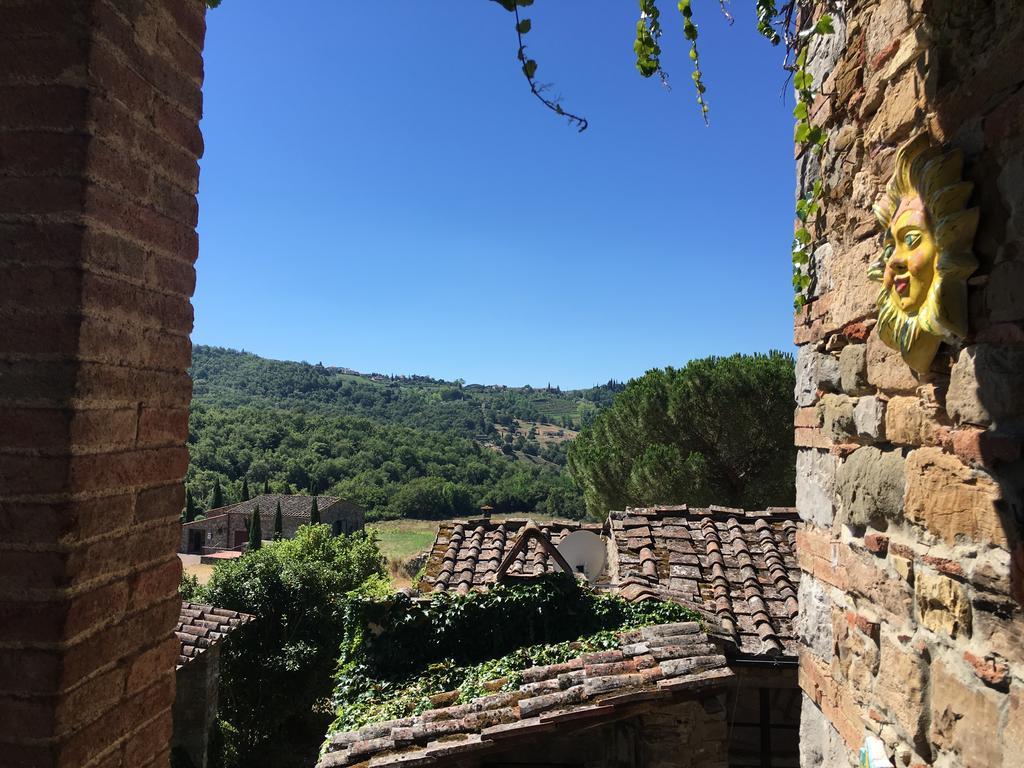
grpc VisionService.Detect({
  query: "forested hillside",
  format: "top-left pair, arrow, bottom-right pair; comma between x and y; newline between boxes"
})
187,347 -> 619,520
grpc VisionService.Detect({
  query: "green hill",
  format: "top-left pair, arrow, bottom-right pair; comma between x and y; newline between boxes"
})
186,346 -> 621,521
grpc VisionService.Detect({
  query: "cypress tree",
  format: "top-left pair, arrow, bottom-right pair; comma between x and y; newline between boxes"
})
263,479 -> 271,495
185,489 -> 197,522
210,478 -> 224,511
273,500 -> 283,541
310,495 -> 320,525
249,503 -> 262,550
241,477 -> 250,501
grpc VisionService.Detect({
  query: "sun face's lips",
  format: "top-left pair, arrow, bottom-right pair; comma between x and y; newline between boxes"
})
894,276 -> 910,296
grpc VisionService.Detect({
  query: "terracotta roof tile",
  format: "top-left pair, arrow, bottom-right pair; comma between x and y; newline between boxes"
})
317,624 -> 732,768
609,506 -> 801,658
423,518 -> 607,592
176,601 -> 253,668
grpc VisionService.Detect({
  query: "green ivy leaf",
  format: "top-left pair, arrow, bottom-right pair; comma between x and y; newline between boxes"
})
794,227 -> 811,244
793,102 -> 808,120
517,18 -> 532,34
523,59 -> 538,79
815,15 -> 835,35
794,123 -> 810,143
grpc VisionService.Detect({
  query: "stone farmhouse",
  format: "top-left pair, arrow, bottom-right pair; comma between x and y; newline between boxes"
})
3,1 -> 1021,767
179,494 -> 365,555
318,506 -> 803,768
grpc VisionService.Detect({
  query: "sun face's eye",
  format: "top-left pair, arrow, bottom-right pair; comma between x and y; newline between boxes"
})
904,230 -> 922,249
883,243 -> 895,262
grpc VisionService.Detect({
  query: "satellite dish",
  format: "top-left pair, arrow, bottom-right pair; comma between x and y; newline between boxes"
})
557,530 -> 607,584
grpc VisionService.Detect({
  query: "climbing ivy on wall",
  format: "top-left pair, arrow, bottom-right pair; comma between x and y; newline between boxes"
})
204,0 -> 834,306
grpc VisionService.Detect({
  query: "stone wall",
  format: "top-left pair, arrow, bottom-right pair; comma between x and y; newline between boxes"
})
0,2 -> 206,766
793,1 -> 1023,766
172,647 -> 221,768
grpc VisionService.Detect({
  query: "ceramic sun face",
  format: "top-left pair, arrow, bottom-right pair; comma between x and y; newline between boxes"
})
868,134 -> 979,373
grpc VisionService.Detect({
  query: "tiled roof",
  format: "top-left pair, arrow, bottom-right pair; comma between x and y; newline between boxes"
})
608,505 -> 801,658
317,621 -> 732,768
209,494 -> 363,520
176,601 -> 253,668
421,518 -> 606,595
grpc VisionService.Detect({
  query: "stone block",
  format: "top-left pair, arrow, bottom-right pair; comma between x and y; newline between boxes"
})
818,394 -> 857,443
796,449 -> 838,527
987,260 -> 1024,323
867,327 -> 919,393
845,546 -> 914,619
875,632 -> 929,751
885,395 -> 945,447
797,576 -> 834,661
930,659 -> 1004,768
796,345 -> 841,407
916,570 -> 972,639
864,0 -> 911,63
840,343 -> 871,395
799,695 -> 851,768
835,446 -> 905,528
947,345 -> 1024,429
903,447 -> 1005,547
824,239 -> 880,332
854,396 -> 887,441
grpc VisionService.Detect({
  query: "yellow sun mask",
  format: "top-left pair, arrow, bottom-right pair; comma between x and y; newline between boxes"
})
868,134 -> 979,373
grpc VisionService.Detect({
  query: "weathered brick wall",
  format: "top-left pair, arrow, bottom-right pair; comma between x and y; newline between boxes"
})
0,1 -> 205,766
793,1 -> 1023,766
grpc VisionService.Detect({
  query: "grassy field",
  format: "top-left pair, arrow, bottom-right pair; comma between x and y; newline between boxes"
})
368,519 -> 439,561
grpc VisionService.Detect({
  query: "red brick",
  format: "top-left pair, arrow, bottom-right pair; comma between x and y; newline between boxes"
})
0,647 -> 61,694
135,483 -> 185,524
145,253 -> 196,297
0,493 -> 136,547
0,221 -> 85,268
794,407 -> 819,428
0,1 -> 86,39
88,43 -> 153,115
922,555 -> 966,578
137,407 -> 188,447
81,229 -> 147,281
67,447 -> 189,494
863,533 -> 889,556
65,580 -> 130,639
153,96 -> 203,157
0,36 -> 89,86
163,0 -> 206,52
963,650 -> 1010,690
125,636 -> 177,695
0,176 -> 85,214
0,264 -> 81,311
0,454 -> 71,496
0,132 -> 89,177
73,362 -> 193,408
0,691 -> 56,740
128,553 -> 182,611
122,708 -> 173,768
76,317 -> 191,370
0,85 -> 89,131
55,665 -> 126,735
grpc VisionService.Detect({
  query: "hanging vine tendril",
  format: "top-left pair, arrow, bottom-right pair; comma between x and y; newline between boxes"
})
635,0 -> 670,88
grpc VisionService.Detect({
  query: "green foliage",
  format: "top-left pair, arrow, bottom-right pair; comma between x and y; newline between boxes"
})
187,347 -> 604,521
209,477 -> 224,511
329,574 -> 696,732
310,495 -> 320,525
791,14 -> 834,309
185,488 -> 197,523
249,503 -> 262,549
194,525 -> 386,767
179,571 -> 203,602
273,500 -> 283,541
568,353 -> 796,517
240,477 -> 250,501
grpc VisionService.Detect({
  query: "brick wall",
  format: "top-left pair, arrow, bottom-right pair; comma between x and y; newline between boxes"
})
0,2 -> 206,766
793,1 -> 1023,766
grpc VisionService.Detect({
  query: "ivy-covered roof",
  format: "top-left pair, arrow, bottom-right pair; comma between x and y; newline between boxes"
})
317,621 -> 731,768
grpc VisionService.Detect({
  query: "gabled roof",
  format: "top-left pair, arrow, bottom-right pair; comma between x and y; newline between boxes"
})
317,621 -> 732,768
176,601 -> 253,669
205,494 -> 363,521
421,518 -> 606,595
608,505 -> 800,658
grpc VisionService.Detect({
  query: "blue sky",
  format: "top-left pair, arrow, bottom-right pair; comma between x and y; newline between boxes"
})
195,1 -> 796,389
